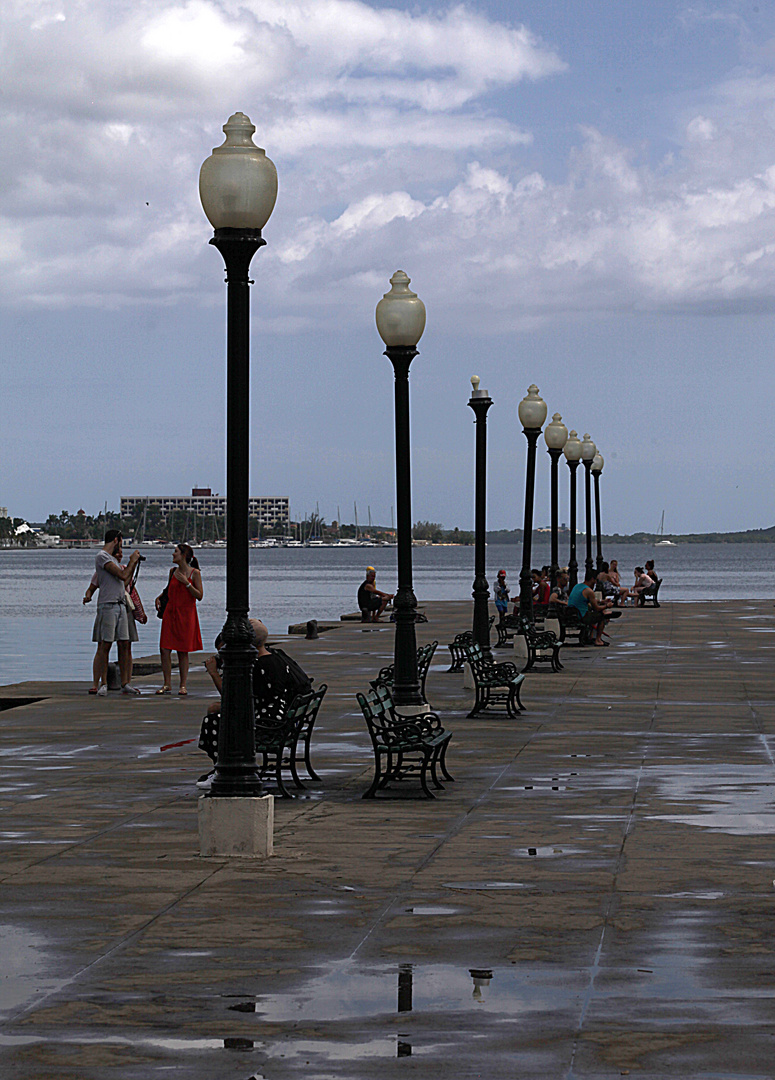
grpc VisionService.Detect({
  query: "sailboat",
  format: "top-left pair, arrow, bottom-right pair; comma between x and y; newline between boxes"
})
655,510 -> 676,547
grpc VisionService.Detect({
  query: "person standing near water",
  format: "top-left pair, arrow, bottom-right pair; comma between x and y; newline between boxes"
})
155,543 -> 203,696
92,530 -> 142,697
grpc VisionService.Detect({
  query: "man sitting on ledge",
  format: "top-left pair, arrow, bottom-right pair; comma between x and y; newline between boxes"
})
358,566 -> 394,623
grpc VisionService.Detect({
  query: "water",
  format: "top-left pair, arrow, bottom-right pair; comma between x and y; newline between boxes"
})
0,542 -> 772,685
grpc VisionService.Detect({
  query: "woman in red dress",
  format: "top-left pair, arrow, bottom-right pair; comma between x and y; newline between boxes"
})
155,543 -> 203,695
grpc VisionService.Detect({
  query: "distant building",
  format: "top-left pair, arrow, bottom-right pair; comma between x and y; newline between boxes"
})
0,507 -> 7,519
120,488 -> 290,528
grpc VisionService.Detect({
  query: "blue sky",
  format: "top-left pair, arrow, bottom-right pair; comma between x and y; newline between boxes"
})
3,0 -> 775,534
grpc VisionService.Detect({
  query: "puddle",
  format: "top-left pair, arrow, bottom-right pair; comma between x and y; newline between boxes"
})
239,960 -> 582,1024
442,881 -> 531,891
519,846 -> 584,858
645,764 -> 775,836
404,906 -> 458,915
0,925 -> 60,1018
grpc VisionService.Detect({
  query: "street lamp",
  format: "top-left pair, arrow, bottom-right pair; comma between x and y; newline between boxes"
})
592,452 -> 605,574
543,413 -> 568,588
580,433 -> 597,580
563,430 -> 582,587
468,376 -> 493,657
199,112 -> 278,798
517,385 -> 547,617
376,271 -> 426,708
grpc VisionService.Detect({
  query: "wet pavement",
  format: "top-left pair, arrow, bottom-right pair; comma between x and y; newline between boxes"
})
1,599 -> 774,1078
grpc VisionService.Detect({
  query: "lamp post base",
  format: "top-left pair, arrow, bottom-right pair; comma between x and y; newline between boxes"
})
198,794 -> 274,858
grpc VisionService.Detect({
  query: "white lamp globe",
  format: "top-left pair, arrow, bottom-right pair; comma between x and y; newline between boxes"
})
563,430 -> 582,462
544,412 -> 568,450
199,112 -> 278,230
592,453 -> 604,473
517,385 -> 547,431
580,433 -> 597,462
375,271 -> 426,347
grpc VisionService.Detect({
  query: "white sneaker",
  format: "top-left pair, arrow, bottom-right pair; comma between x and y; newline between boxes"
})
196,772 -> 214,790
96,685 -> 108,697
122,684 -> 141,696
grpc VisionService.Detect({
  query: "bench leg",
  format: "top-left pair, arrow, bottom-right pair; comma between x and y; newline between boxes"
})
362,751 -> 384,799
419,753 -> 436,799
288,745 -> 306,789
430,753 -> 445,790
438,740 -> 454,782
303,735 -> 321,781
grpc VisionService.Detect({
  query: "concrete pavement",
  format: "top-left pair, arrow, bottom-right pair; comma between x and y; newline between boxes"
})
1,599 -> 774,1078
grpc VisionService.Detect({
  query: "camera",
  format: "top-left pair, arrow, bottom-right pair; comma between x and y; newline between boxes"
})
137,555 -> 147,562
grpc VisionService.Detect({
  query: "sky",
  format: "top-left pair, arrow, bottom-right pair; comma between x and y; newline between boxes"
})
2,0 -> 775,534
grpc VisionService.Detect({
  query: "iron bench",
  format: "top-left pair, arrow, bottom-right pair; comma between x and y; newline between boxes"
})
556,604 -> 592,646
638,577 -> 662,608
462,641 -> 525,719
446,617 -> 495,672
254,684 -> 328,798
371,640 -> 438,702
514,616 -> 564,673
495,613 -> 521,649
356,684 -> 453,799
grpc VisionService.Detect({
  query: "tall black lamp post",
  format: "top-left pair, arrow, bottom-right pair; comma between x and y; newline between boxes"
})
199,112 -> 277,798
518,385 -> 547,617
468,376 -> 493,657
375,271 -> 426,708
580,433 -> 597,581
563,430 -> 582,587
543,413 -> 568,588
592,452 -> 605,573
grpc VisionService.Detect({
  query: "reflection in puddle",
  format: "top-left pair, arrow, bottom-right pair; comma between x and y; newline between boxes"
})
647,764 -> 775,835
442,881 -> 531,891
0,925 -> 59,1018
519,846 -> 584,858
404,906 -> 458,915
244,961 -> 579,1025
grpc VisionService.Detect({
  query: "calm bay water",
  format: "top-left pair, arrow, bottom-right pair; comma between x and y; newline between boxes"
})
0,542 -> 772,685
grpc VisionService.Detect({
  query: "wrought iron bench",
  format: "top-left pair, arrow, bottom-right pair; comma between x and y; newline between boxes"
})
556,605 -> 592,646
462,641 -> 525,719
371,641 -> 438,702
446,617 -> 495,672
447,630 -> 474,672
254,684 -> 328,798
495,613 -> 521,649
638,577 -> 662,608
515,616 -> 564,673
356,683 -> 453,799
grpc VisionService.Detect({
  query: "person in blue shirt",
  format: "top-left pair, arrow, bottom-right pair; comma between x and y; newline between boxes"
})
494,570 -> 510,619
567,569 -> 610,646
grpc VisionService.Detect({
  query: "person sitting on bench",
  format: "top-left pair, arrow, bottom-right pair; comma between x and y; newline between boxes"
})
358,567 -> 394,622
567,569 -> 612,646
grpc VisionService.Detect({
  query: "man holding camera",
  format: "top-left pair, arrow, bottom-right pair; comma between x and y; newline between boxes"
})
91,529 -> 143,697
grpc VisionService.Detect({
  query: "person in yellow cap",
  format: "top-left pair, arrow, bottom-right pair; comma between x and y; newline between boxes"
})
357,567 -> 394,622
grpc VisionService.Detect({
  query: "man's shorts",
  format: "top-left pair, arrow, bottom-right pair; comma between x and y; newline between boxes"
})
93,602 -> 131,643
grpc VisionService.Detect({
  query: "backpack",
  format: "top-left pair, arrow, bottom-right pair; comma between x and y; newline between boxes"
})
268,646 -> 313,698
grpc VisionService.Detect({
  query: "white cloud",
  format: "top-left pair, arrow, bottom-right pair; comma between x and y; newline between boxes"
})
3,2 -> 775,329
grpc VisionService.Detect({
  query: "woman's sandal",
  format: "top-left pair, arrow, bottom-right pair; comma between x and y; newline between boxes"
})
156,686 -> 172,695
88,687 -> 98,695
178,688 -> 188,696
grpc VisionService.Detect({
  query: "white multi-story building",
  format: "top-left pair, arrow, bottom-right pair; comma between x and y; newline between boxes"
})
0,507 -> 8,519
121,489 -> 289,527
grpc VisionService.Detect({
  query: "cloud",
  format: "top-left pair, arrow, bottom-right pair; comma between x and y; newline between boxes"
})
3,1 -> 775,329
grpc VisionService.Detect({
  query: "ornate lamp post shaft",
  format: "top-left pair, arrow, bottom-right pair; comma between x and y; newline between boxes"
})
580,434 -> 597,581
199,112 -> 278,799
567,461 -> 579,587
517,386 -> 547,617
376,272 -> 426,709
592,453 -> 605,574
386,345 -> 422,706
544,413 -> 568,589
468,377 -> 493,657
209,231 -> 264,796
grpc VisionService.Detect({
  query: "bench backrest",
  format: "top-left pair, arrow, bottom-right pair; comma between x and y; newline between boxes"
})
285,684 -> 328,738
